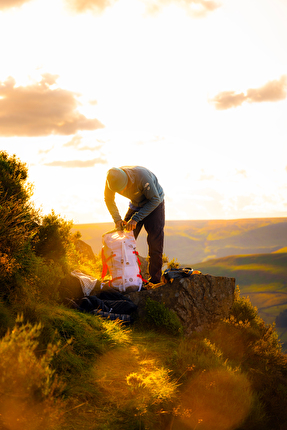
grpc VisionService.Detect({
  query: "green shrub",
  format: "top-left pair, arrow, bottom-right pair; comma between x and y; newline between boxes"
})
0,315 -> 64,430
34,210 -> 73,263
144,298 -> 183,336
230,286 -> 259,326
208,288 -> 287,430
13,302 -> 132,399
0,152 -> 40,298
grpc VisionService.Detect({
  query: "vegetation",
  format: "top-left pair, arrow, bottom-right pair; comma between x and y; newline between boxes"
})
1,150 -> 287,430
193,252 -> 287,351
144,297 -> 183,336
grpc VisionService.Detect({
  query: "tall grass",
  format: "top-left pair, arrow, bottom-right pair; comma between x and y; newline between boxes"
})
0,316 -> 64,430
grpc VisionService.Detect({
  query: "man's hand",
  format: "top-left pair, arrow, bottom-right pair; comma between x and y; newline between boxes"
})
126,219 -> 137,231
115,220 -> 126,230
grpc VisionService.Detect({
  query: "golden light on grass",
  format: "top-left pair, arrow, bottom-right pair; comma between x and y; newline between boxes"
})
92,344 -> 178,424
172,368 -> 252,430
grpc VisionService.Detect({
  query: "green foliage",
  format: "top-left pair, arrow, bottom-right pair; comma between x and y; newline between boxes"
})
66,242 -> 102,279
0,151 -> 31,203
0,315 -> 64,430
230,286 -> 259,326
0,152 -> 40,297
206,288 -> 287,430
35,210 -> 73,263
15,302 -> 132,395
166,257 -> 180,269
144,298 -> 183,336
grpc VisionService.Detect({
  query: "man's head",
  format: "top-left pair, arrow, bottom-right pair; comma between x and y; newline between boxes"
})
106,167 -> 128,192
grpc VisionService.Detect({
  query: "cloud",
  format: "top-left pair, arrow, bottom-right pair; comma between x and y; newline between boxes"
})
145,0 -> 221,16
246,76 -> 287,102
63,134 -> 103,151
38,146 -> 54,155
0,74 -> 104,136
236,169 -> 247,178
65,0 -> 117,13
210,75 -> 287,110
44,158 -> 107,168
210,91 -> 246,110
200,169 -> 215,181
63,135 -> 84,148
67,0 -> 220,14
0,0 -> 32,10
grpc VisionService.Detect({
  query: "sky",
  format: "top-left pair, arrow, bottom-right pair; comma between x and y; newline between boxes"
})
1,0 -> 287,224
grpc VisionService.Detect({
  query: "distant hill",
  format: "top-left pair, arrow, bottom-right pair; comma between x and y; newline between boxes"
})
73,217 -> 287,264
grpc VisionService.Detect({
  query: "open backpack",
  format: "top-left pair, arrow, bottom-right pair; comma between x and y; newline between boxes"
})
101,229 -> 143,292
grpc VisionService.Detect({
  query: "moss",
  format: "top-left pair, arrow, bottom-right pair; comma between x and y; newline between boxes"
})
144,298 -> 183,336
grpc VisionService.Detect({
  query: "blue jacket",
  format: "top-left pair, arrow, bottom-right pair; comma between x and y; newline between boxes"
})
104,166 -> 164,223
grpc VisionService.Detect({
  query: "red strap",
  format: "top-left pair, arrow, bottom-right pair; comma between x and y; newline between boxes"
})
137,273 -> 147,283
133,252 -> 147,282
101,249 -> 116,280
101,248 -> 108,280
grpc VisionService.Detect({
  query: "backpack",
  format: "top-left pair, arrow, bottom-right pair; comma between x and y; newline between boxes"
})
162,267 -> 201,283
101,229 -> 143,292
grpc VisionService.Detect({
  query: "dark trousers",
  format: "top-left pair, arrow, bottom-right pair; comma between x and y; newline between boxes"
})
124,200 -> 165,284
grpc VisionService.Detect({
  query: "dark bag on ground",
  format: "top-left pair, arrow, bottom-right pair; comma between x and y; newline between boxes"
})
162,267 -> 201,283
68,290 -> 137,324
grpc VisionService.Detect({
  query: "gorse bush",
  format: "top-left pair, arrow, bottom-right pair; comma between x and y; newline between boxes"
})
0,150 -> 101,305
207,288 -> 287,430
0,152 -> 40,295
34,210 -> 73,263
0,315 -> 64,430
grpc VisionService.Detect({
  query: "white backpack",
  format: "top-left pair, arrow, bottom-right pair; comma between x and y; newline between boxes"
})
101,229 -> 143,292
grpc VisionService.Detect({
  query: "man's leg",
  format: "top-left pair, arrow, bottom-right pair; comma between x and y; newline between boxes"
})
143,201 -> 165,284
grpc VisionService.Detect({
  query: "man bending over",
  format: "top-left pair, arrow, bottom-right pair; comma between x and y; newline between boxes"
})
104,166 -> 165,284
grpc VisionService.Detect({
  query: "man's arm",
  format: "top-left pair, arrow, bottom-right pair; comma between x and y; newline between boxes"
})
131,179 -> 162,223
104,183 -> 122,224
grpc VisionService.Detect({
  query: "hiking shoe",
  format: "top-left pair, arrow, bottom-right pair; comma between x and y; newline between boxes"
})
145,282 -> 164,290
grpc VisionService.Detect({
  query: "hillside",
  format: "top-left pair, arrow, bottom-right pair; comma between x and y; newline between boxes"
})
192,251 -> 287,351
2,151 -> 287,430
72,217 -> 287,264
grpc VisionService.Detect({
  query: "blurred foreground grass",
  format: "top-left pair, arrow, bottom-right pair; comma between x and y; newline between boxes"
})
1,288 -> 287,430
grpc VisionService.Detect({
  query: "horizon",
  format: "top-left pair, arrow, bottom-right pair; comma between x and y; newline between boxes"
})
73,215 -> 287,225
1,0 -> 287,224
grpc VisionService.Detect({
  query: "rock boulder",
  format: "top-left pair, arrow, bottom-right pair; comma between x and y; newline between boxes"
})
127,274 -> 235,335
75,239 -> 97,263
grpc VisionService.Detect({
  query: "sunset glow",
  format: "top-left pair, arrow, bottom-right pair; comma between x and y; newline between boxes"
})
1,0 -> 287,223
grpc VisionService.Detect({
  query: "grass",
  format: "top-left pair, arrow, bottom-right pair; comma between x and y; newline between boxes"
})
1,288 -> 287,430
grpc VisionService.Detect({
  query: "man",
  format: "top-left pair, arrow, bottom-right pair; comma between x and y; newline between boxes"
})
104,166 -> 165,284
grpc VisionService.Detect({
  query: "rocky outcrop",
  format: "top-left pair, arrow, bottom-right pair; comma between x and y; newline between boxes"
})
127,274 -> 235,335
75,239 -> 97,262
